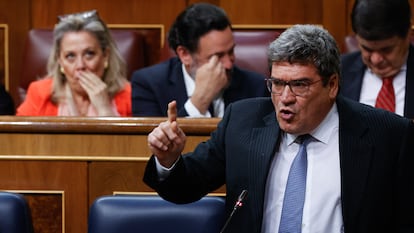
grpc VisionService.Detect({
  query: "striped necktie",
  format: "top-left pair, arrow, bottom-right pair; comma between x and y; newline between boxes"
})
279,134 -> 312,233
375,76 -> 395,112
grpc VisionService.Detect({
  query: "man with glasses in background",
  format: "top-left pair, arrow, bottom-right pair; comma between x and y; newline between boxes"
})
144,24 -> 414,233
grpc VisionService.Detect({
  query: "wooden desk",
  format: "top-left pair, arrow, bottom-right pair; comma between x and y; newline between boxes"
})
0,116 -> 221,233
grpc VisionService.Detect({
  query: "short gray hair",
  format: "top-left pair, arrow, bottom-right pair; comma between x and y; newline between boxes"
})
268,24 -> 340,85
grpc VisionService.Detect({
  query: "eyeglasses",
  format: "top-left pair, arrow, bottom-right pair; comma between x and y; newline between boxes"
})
265,77 -> 322,96
58,10 -> 99,22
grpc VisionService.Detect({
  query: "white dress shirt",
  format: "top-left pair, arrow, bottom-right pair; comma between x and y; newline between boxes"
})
182,64 -> 224,117
359,63 -> 406,116
262,103 -> 344,233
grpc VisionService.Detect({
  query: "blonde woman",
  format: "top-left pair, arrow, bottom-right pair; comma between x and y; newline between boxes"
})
17,10 -> 131,116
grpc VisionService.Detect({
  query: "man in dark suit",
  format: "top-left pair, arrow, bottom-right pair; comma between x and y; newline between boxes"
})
341,0 -> 414,118
131,3 -> 268,117
144,25 -> 414,233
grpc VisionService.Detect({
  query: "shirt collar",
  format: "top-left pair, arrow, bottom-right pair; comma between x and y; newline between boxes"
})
182,63 -> 195,98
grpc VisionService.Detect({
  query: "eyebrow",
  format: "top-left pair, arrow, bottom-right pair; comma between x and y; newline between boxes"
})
360,44 -> 394,52
271,77 -> 313,82
207,44 -> 236,59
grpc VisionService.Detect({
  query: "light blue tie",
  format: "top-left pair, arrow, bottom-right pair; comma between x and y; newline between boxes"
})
279,134 -> 312,233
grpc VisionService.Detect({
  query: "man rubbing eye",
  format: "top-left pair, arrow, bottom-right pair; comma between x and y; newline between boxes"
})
130,3 -> 268,118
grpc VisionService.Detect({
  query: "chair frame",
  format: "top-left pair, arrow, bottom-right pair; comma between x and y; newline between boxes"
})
108,24 -> 165,49
232,24 -> 292,31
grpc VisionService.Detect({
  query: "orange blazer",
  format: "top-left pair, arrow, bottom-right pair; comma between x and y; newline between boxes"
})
17,78 -> 132,116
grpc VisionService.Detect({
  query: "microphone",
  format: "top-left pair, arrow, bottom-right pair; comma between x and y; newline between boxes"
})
219,189 -> 248,233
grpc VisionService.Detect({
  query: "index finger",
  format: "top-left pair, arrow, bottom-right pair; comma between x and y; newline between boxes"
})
207,55 -> 219,66
167,100 -> 177,123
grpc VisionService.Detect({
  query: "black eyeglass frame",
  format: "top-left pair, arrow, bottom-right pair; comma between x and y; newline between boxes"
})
265,77 -> 322,96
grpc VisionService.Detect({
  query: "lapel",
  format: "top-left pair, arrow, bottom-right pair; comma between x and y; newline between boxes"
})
404,45 -> 414,118
343,54 -> 366,101
247,111 -> 280,228
167,58 -> 190,109
223,66 -> 243,107
336,96 -> 375,226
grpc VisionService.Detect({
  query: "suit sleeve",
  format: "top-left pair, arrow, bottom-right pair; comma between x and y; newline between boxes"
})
143,104 -> 232,203
0,84 -> 15,115
131,70 -> 165,116
397,120 -> 414,232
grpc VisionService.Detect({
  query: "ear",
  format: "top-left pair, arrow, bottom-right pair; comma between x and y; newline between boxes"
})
328,74 -> 339,99
57,58 -> 63,68
104,47 -> 110,59
176,45 -> 193,65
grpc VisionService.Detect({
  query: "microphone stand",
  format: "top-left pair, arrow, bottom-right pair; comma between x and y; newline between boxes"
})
219,190 -> 248,233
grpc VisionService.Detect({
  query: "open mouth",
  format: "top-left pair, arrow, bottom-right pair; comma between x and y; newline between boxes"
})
279,109 -> 295,121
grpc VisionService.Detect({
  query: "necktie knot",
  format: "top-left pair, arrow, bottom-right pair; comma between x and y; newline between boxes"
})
296,134 -> 312,146
382,76 -> 394,84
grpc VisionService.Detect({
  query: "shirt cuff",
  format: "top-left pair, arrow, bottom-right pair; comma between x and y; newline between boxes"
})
184,99 -> 211,118
155,156 -> 180,181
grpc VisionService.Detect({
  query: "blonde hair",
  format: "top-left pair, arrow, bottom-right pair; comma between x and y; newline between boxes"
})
47,10 -> 127,103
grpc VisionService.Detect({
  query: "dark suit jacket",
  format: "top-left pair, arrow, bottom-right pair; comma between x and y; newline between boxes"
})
144,96 -> 414,233
131,57 -> 269,117
340,45 -> 414,118
0,84 -> 14,115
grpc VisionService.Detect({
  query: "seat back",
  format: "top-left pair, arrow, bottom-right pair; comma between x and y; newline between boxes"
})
88,195 -> 226,233
159,25 -> 288,77
0,192 -> 33,233
343,35 -> 360,53
233,30 -> 280,77
19,28 -> 145,103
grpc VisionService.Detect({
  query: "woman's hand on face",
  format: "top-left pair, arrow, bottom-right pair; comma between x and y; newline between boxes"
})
78,70 -> 115,115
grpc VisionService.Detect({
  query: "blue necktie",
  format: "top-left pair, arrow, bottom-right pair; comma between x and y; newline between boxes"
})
279,134 -> 312,233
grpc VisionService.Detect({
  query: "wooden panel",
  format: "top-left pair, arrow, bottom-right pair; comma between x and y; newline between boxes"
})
0,24 -> 8,88
108,24 -> 165,67
3,0 -> 414,112
88,161 -> 150,205
323,0 -> 348,52
222,0 -> 322,24
0,161 -> 87,233
88,161 -> 226,207
22,192 -> 63,233
221,0 -> 273,24
4,0 -> 356,112
0,117 -> 219,233
0,0 -> 30,108
30,0 -> 187,28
